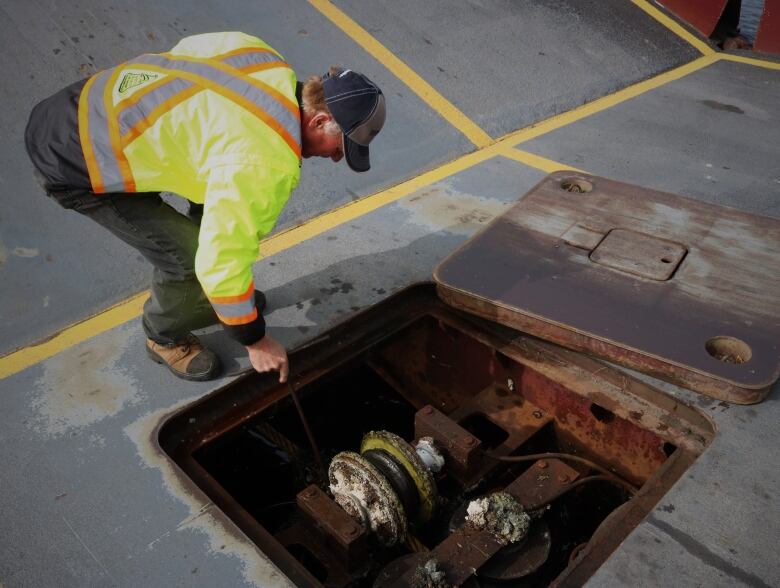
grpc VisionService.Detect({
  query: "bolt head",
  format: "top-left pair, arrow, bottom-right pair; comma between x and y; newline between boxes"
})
303,487 -> 318,498
558,474 -> 570,484
422,406 -> 434,415
464,436 -> 477,446
537,460 -> 548,469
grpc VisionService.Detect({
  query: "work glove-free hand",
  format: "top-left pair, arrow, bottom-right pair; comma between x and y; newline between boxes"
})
246,335 -> 289,383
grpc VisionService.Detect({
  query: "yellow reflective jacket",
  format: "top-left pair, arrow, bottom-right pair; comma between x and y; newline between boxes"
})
78,32 -> 301,343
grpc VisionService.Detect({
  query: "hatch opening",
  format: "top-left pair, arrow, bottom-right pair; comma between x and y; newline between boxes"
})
160,286 -> 714,588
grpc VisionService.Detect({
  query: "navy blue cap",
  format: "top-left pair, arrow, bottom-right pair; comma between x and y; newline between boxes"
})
322,69 -> 386,172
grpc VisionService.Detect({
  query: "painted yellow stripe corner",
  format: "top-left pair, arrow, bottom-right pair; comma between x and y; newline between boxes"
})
0,292 -> 148,379
0,149 -> 505,380
260,147 -> 499,258
630,0 -> 715,56
307,0 -> 492,148
720,53 -> 780,71
501,148 -> 587,174
505,53 -> 718,147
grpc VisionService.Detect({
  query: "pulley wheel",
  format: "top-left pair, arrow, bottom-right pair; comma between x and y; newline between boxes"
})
361,430 -> 437,523
328,451 -> 407,546
363,449 -> 420,517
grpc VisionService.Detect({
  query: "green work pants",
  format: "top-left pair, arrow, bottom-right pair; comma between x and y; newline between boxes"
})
44,186 -> 215,345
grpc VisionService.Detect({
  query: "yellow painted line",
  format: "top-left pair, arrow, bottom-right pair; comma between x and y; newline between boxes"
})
3,34 -> 720,379
261,149 -> 499,257
720,53 -> 780,71
0,292 -> 148,379
307,0 -> 492,148
629,0 -> 714,55
0,149 -> 502,380
0,142 -> 579,379
500,148 -> 587,174
506,53 -> 718,146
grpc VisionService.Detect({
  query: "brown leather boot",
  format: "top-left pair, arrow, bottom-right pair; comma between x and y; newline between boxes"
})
145,334 -> 221,381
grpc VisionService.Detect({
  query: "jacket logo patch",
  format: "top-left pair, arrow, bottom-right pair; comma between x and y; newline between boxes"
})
118,72 -> 158,94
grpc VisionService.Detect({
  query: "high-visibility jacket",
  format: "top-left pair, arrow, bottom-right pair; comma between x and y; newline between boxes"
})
30,32 -> 302,345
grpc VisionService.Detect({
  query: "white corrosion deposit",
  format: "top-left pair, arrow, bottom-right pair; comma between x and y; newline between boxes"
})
465,492 -> 531,545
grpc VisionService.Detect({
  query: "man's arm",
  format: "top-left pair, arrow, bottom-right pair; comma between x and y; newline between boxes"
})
195,162 -> 296,381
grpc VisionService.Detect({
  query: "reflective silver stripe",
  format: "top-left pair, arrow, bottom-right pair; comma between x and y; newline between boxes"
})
118,77 -> 194,136
85,69 -> 127,192
211,296 -> 256,319
220,50 -> 282,69
131,53 -> 301,150
118,52 -> 286,136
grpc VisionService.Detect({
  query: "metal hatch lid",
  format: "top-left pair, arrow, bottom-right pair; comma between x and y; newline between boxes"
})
433,172 -> 780,405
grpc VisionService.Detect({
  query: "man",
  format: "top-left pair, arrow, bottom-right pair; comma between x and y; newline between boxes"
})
25,32 -> 385,382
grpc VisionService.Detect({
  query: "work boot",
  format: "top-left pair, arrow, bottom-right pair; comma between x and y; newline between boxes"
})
145,334 -> 221,381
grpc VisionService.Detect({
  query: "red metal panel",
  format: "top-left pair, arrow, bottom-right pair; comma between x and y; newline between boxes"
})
660,0 -> 729,36
755,0 -> 780,54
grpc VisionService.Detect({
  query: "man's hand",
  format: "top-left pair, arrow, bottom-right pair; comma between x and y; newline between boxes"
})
245,336 -> 289,383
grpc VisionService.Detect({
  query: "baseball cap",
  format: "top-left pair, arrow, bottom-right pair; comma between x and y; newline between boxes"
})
322,68 -> 386,172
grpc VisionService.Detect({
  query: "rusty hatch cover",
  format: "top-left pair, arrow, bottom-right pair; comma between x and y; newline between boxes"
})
434,172 -> 780,404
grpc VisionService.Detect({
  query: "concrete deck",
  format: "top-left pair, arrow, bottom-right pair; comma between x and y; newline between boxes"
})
1,1 -> 778,587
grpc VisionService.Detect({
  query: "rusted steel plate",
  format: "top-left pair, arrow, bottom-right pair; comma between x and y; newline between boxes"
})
659,0 -> 729,36
755,0 -> 780,54
389,460 -> 575,587
274,487 -> 370,587
434,172 -> 780,404
521,370 -> 668,486
296,485 -> 368,564
504,458 -> 582,510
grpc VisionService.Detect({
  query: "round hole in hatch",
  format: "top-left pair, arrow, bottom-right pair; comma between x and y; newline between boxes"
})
560,178 -> 593,193
705,336 -> 752,364
661,257 -> 673,264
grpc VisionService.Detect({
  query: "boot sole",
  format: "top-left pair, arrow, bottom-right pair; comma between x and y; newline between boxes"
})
145,345 -> 221,382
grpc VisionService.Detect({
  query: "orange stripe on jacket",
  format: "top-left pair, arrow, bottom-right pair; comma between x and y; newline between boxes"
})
208,282 -> 255,305
78,75 -> 104,193
161,53 -> 300,117
213,46 -> 280,61
217,308 -> 259,326
115,74 -> 173,114
103,65 -> 136,192
239,61 -> 290,75
120,83 -> 202,148
118,63 -> 301,159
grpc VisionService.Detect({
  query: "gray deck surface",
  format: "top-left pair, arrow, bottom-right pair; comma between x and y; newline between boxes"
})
1,0 -> 779,587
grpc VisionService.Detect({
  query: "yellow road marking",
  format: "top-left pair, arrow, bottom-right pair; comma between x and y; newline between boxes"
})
0,292 -> 148,379
2,33 -> 731,379
720,53 -> 780,71
629,0 -> 715,55
307,0 -> 492,148
506,53 -> 718,146
0,149 -> 502,380
262,149 -> 498,257
500,148 -> 587,173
